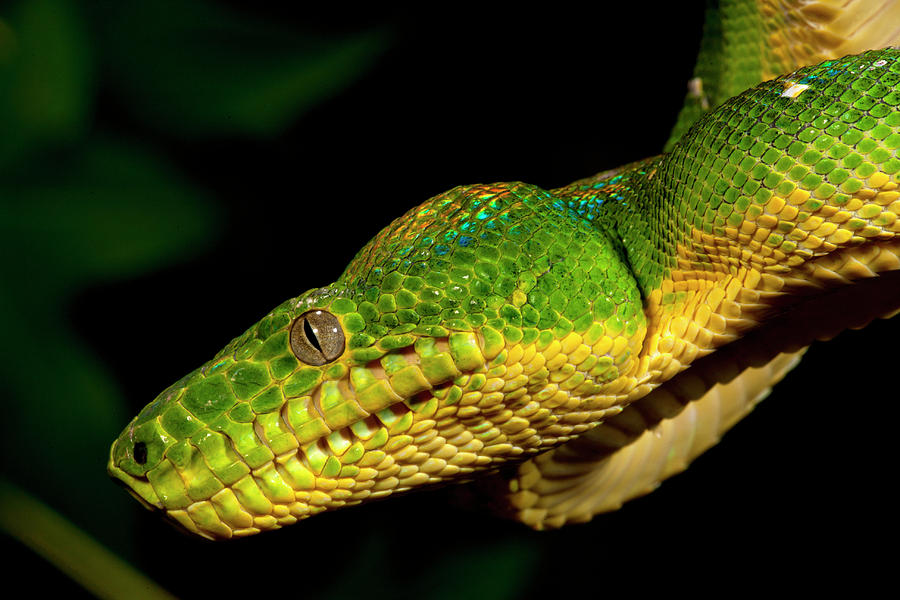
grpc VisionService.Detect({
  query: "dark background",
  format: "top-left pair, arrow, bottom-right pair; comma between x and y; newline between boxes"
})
2,2 -> 896,597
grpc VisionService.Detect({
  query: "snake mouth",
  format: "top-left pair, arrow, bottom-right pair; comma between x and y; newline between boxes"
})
107,439 -> 163,511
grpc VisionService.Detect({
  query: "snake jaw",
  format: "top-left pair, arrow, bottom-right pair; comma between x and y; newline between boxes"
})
108,315 -> 640,539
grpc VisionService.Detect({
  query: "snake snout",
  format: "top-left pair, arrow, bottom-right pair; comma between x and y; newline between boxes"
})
107,438 -> 163,511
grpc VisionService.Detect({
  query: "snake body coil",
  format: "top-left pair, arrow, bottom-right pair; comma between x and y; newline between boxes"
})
109,4 -> 900,540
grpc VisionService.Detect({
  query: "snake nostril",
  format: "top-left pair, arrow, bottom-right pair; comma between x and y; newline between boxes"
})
134,441 -> 148,465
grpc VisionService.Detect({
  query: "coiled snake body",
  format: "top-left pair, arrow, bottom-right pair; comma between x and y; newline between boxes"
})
109,1 -> 900,540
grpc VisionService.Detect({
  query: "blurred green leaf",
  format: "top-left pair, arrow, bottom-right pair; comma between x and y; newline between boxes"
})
0,0 -> 92,167
0,480 -> 176,599
89,0 -> 390,137
0,137 -> 220,291
0,136 -> 220,547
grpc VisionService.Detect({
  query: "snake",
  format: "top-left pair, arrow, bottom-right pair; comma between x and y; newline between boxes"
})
108,0 -> 900,540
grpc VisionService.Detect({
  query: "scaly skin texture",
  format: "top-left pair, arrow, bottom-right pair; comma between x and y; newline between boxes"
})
667,0 -> 900,151
108,44 -> 900,539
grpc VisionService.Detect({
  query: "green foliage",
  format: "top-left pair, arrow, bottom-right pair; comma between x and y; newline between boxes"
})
0,0 -> 91,166
87,0 -> 390,137
0,0 -> 391,593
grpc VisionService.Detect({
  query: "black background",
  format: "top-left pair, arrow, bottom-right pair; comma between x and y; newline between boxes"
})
30,4 -> 899,597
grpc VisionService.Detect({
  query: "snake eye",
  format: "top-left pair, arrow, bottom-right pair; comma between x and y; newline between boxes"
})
290,310 -> 345,365
133,441 -> 148,465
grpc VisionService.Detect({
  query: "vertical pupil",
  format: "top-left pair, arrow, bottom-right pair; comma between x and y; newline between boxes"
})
304,318 -> 322,353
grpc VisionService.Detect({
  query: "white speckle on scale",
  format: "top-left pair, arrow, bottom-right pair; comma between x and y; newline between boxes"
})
688,77 -> 709,110
781,82 -> 809,99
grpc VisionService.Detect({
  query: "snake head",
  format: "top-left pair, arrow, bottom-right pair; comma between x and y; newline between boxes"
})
108,181 -> 647,539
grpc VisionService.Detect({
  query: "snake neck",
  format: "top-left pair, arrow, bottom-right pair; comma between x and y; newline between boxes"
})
555,48 -> 900,395
552,156 -> 675,301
